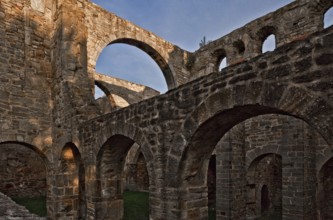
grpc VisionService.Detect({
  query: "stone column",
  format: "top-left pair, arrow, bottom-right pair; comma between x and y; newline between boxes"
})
281,119 -> 316,220
216,123 -> 246,220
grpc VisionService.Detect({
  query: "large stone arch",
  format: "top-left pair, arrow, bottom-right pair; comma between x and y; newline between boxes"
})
168,83 -> 332,187
95,134 -> 152,219
0,141 -> 49,215
174,97 -> 328,219
0,141 -> 50,197
85,120 -> 155,219
110,38 -> 176,89
89,35 -> 177,90
92,123 -> 153,169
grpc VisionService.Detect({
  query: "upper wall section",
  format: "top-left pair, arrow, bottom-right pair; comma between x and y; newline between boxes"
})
84,1 -> 192,90
0,0 -> 54,152
190,0 -> 333,79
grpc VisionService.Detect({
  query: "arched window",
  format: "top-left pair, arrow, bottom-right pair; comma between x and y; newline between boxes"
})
96,43 -> 168,94
233,40 -> 245,55
324,7 -> 333,28
214,49 -> 228,71
262,34 -> 276,53
219,57 -> 227,70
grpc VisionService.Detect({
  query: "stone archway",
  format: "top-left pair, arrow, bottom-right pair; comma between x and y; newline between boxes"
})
317,157 -> 333,220
56,143 -> 85,219
123,143 -> 149,192
0,142 -> 48,216
175,104 -> 326,220
247,153 -> 282,219
96,134 -> 151,219
92,38 -> 176,91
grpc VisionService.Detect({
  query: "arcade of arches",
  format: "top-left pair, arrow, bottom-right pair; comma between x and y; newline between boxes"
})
0,0 -> 332,219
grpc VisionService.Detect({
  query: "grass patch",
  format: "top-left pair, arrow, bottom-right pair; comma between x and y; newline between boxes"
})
123,191 -> 149,220
208,206 -> 216,220
12,196 -> 47,217
256,213 -> 281,220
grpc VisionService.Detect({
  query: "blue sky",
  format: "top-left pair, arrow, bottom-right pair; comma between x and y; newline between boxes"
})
91,0 -> 333,94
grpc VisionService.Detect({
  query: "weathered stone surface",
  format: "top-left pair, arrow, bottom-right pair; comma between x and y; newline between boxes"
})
0,0 -> 332,219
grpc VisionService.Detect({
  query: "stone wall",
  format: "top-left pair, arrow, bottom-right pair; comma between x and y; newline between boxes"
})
190,0 -> 333,79
319,158 -> 333,219
0,0 -> 53,150
0,0 -> 332,219
0,143 -> 46,198
84,0 -> 191,89
94,72 -> 160,112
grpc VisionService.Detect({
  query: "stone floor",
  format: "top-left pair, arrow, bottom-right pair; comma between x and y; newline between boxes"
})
0,192 -> 46,220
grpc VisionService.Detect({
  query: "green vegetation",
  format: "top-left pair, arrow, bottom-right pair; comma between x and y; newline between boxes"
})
12,196 -> 47,217
208,206 -> 216,220
9,193 -> 219,220
256,213 -> 281,220
123,191 -> 149,220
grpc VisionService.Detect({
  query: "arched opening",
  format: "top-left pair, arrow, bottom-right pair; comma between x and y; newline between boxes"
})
262,34 -> 276,53
261,185 -> 270,214
324,7 -> 333,28
214,49 -> 228,71
0,142 -> 47,217
233,40 -> 245,55
96,40 -> 172,95
58,143 -> 85,219
207,154 -> 216,219
257,26 -> 276,54
96,135 -> 150,220
247,153 -> 282,219
177,103 -> 324,219
318,157 -> 333,219
123,144 -> 149,192
219,57 -> 227,70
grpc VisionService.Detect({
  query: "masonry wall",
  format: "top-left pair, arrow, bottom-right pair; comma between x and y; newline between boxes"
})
0,143 -> 46,198
0,0 -> 54,149
0,0 -> 332,219
190,0 -> 333,80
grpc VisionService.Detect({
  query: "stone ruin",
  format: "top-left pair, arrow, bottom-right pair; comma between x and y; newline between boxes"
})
0,0 -> 332,219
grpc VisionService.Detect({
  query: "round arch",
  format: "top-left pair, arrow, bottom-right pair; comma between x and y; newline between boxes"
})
95,134 -> 153,219
0,141 -> 49,163
256,26 -> 277,53
0,141 -> 49,214
57,143 -> 86,219
169,80 -> 332,188
317,156 -> 333,219
308,0 -> 333,29
95,38 -> 176,90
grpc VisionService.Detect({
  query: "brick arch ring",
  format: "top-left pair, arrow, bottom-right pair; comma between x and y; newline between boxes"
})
166,81 -> 332,187
93,122 -> 155,184
90,37 -> 177,90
